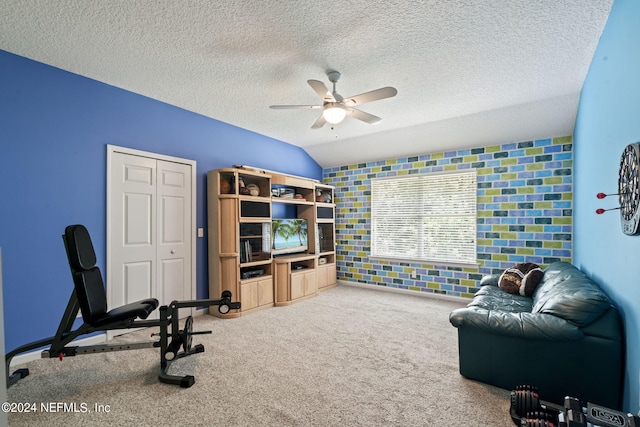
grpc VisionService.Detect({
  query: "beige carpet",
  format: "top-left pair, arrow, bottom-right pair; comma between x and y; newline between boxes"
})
7,284 -> 514,426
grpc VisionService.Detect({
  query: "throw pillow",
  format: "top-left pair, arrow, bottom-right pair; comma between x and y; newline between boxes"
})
498,262 -> 544,297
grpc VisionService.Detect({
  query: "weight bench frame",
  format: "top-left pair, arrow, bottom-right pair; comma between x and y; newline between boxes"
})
5,224 -> 240,388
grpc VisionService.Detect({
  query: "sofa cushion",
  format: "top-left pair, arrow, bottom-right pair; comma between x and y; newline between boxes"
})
498,262 -> 544,296
532,262 -> 612,326
468,285 -> 533,313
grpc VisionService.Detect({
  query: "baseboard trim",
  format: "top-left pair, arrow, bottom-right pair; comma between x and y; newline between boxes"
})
338,280 -> 469,304
10,333 -> 108,368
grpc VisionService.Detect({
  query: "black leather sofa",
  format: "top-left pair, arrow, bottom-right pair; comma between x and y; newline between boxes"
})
449,262 -> 623,409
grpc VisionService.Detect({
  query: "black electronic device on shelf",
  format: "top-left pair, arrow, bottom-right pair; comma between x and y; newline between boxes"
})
241,269 -> 264,279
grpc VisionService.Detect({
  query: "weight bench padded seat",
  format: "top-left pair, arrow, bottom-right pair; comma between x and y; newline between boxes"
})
65,224 -> 158,327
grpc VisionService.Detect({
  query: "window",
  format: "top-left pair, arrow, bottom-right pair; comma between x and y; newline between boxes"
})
371,170 -> 477,265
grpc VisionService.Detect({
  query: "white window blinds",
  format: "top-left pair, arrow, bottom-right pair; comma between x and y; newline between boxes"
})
371,170 -> 477,265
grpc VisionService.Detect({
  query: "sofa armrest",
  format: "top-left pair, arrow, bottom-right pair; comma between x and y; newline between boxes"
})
449,307 -> 583,340
479,274 -> 500,287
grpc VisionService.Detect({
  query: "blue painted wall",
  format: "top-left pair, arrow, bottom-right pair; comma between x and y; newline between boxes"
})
574,0 -> 640,413
0,50 -> 321,353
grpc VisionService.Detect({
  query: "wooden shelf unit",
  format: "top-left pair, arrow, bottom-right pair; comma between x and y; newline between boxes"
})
208,168 -> 273,318
310,183 -> 336,291
207,167 -> 336,317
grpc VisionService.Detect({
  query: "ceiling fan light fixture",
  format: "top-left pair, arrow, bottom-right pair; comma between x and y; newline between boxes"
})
270,71 -> 396,129
322,103 -> 346,124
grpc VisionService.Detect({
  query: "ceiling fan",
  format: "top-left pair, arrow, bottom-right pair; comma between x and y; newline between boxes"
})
269,71 -> 397,129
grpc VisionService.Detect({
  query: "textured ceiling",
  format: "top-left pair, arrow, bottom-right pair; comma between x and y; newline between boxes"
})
1,1 -> 613,167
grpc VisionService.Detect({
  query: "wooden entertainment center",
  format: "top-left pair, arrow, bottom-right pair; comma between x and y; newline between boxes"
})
207,167 -> 336,318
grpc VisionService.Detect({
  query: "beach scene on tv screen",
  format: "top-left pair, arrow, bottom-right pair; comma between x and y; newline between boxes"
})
272,219 -> 308,251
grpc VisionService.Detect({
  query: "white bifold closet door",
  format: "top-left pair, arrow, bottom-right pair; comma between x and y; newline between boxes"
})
108,147 -> 194,334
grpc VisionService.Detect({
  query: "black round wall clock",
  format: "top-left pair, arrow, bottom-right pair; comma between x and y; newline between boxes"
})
619,143 -> 640,235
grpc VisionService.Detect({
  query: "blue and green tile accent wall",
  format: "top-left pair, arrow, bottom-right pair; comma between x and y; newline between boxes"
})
322,136 -> 573,298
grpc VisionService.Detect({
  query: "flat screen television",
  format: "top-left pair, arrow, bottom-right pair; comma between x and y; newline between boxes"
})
271,218 -> 308,256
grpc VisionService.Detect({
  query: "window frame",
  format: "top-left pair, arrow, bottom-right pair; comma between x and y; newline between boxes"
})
370,169 -> 478,267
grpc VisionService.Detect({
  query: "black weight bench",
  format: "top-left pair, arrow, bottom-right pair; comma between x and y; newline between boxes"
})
5,224 -> 240,388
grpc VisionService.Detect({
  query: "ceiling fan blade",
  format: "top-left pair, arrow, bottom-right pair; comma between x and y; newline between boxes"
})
311,114 -> 326,129
270,105 -> 322,109
343,87 -> 397,107
346,108 -> 382,125
307,80 -> 335,102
